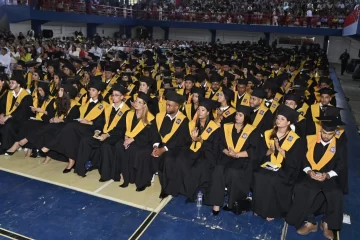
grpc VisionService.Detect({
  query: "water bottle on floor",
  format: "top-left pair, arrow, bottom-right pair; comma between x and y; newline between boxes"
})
196,191 -> 203,207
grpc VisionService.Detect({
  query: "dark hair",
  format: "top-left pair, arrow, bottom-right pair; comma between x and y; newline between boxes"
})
269,125 -> 291,140
56,92 -> 71,117
196,113 -> 210,135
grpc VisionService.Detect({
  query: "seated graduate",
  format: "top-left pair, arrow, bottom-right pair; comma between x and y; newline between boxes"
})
0,70 -> 33,154
205,73 -> 222,101
134,76 -> 159,115
213,87 -> 236,125
177,98 -> 221,203
41,80 -> 106,173
152,91 -> 191,199
286,117 -> 345,240
183,87 -> 205,121
75,84 -> 130,179
249,88 -> 273,133
49,72 -> 64,97
116,92 -> 157,192
22,84 -> 80,163
283,93 -> 307,138
232,79 -> 251,108
253,104 -> 303,221
6,82 -> 55,157
207,105 -> 258,215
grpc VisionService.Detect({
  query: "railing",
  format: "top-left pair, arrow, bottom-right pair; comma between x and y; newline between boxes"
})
0,0 -> 347,29
344,7 -> 360,27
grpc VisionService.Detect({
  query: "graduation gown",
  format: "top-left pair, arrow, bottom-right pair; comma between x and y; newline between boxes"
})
305,103 -> 327,135
153,111 -> 191,196
206,123 -> 259,208
335,128 -> 348,193
177,120 -> 221,201
286,135 -> 344,230
75,103 -> 130,178
115,110 -> 157,188
183,103 -> 198,121
45,100 -> 106,161
253,130 -> 303,219
0,89 -> 33,150
250,104 -> 273,134
291,115 -> 307,139
212,106 -> 236,126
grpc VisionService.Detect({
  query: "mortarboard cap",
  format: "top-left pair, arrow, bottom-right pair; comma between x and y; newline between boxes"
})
277,104 -> 299,124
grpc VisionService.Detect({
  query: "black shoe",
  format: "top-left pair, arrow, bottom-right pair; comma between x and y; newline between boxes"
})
136,186 -> 147,192
212,210 -> 220,216
63,168 -> 73,174
4,151 -> 15,156
222,205 -> 231,211
99,179 -> 108,182
30,151 -> 39,158
159,190 -> 169,199
120,183 -> 129,188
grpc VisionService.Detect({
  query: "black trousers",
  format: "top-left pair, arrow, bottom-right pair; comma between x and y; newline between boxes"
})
341,62 -> 347,75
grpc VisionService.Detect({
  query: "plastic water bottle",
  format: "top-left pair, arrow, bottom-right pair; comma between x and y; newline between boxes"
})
85,160 -> 92,170
196,191 -> 203,207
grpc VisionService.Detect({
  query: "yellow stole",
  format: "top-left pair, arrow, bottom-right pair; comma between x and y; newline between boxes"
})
306,135 -> 336,171
75,88 -> 88,103
155,111 -> 187,144
264,130 -> 299,167
26,72 -> 32,89
335,127 -> 344,139
176,88 -> 185,96
35,97 -> 54,120
57,100 -> 80,119
224,123 -> 255,152
205,89 -> 222,101
268,100 -> 280,114
252,104 -> 269,128
156,80 -> 162,91
213,107 -> 236,123
273,92 -> 283,102
125,110 -> 155,138
297,102 -> 309,116
79,101 -> 106,121
102,76 -> 118,97
189,120 -> 219,152
5,89 -> 29,115
103,103 -> 130,134
311,103 -> 333,133
231,92 -> 251,107
185,103 -> 197,121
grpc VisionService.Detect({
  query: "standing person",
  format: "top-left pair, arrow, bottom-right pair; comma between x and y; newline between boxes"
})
339,49 -> 350,76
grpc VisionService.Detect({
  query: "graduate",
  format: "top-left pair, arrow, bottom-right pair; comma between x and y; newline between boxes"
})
205,73 -> 222,101
253,104 -> 303,221
0,70 -> 33,154
41,81 -> 106,173
207,105 -> 258,215
152,91 -> 191,198
116,92 -> 157,192
6,82 -> 55,157
284,93 -> 307,138
76,84 -> 130,179
183,87 -> 205,121
249,88 -> 273,133
232,79 -> 251,108
177,98 -> 221,202
286,117 -> 345,240
213,87 -> 236,125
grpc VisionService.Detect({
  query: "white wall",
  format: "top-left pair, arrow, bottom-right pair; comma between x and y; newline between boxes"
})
270,33 -> 325,49
96,24 -> 119,37
169,28 -> 211,42
153,27 -> 165,40
10,20 -> 31,36
328,36 -> 360,63
42,22 -> 87,38
217,30 -> 264,44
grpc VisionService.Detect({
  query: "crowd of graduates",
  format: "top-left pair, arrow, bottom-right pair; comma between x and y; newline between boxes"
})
0,41 -> 348,239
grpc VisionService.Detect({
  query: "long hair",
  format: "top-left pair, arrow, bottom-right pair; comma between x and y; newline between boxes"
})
196,112 -> 210,135
56,92 -> 71,117
269,125 -> 291,140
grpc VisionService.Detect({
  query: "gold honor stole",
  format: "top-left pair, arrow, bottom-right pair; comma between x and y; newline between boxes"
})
252,104 -> 269,128
75,88 -> 88,103
311,103 -> 332,133
26,72 -> 32,89
224,123 -> 255,152
156,111 -> 186,144
35,97 -> 54,120
189,120 -> 219,152
125,110 -> 155,138
264,130 -> 299,167
102,77 -> 118,97
103,104 -> 130,134
269,100 -> 280,114
231,92 -> 251,108
185,103 -> 196,121
57,100 -> 80,120
297,102 -> 309,116
49,81 -> 56,94
213,107 -> 236,123
205,89 -> 221,101
176,88 -> 185,96
5,90 -> 29,115
273,92 -> 283,102
335,127 -> 344,139
79,101 -> 107,121
306,135 -> 336,170
156,80 -> 162,91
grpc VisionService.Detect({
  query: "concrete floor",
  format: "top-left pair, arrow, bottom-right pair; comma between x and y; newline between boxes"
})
332,64 -> 360,131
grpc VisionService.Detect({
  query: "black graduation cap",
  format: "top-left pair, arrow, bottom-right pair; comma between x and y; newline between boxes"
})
112,83 -> 128,95
237,79 -> 248,86
323,106 -> 342,117
137,91 -> 150,104
222,87 -> 234,102
246,74 -> 260,85
166,90 -> 185,104
162,77 -> 173,86
236,105 -> 253,115
319,77 -> 332,85
0,65 -> 6,73
277,104 -> 299,124
199,98 -> 217,111
191,87 -> 205,97
174,62 -> 185,68
173,72 -> 184,79
89,80 -> 105,92
284,93 -> 300,103
37,81 -> 51,95
318,87 -> 337,96
71,57 -> 82,64
251,88 -> 266,99
61,84 -> 78,99
11,70 -> 26,87
104,65 -> 113,72
139,76 -> 153,87
25,60 -> 37,68
263,80 -> 279,91
17,60 -> 26,68
223,72 -> 235,82
210,73 -> 221,83
316,116 -> 345,131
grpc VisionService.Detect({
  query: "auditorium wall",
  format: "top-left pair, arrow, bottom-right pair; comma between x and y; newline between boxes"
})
95,24 -> 120,37
168,28 -> 212,42
9,21 -> 31,36
216,31 -> 264,43
328,36 -> 360,63
41,22 -> 87,38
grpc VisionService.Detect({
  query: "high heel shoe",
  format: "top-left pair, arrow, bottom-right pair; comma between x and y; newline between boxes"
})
4,151 -> 15,156
212,210 -> 220,216
119,183 -> 128,188
63,167 -> 74,174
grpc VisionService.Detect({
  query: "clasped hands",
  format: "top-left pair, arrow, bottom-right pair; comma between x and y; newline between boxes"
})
0,114 -> 10,125
307,170 -> 329,182
269,138 -> 285,157
123,136 -> 134,149
151,146 -> 166,158
191,127 -> 202,143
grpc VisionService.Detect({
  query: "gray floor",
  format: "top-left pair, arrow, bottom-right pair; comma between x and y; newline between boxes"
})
331,63 -> 360,131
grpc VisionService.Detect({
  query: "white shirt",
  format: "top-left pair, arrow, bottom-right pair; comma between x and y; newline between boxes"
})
89,47 -> 102,58
307,10 -> 313,17
153,111 -> 180,151
238,92 -> 245,99
89,98 -> 99,104
0,53 -> 11,73
219,106 -> 230,111
12,88 -> 23,98
112,102 -> 124,112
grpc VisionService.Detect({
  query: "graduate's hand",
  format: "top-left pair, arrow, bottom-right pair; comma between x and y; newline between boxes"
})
216,109 -> 223,117
151,147 -> 159,157
52,117 -> 63,123
274,138 -> 281,151
99,133 -> 108,142
123,138 -> 134,149
155,147 -> 166,157
228,148 -> 236,157
191,127 -> 199,141
80,119 -> 92,125
30,106 -> 36,113
316,173 -> 328,182
94,130 -> 101,137
308,170 -> 318,180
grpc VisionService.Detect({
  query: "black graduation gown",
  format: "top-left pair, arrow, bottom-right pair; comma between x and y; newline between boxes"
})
116,116 -> 157,189
336,131 -> 348,194
153,114 -> 191,196
16,97 -> 56,149
250,108 -> 273,134
305,104 -> 326,135
292,118 -> 307,139
206,125 -> 259,208
252,132 -> 303,219
75,107 -> 127,178
177,123 -> 221,201
286,138 -> 344,230
0,91 -> 33,151
45,102 -> 105,161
